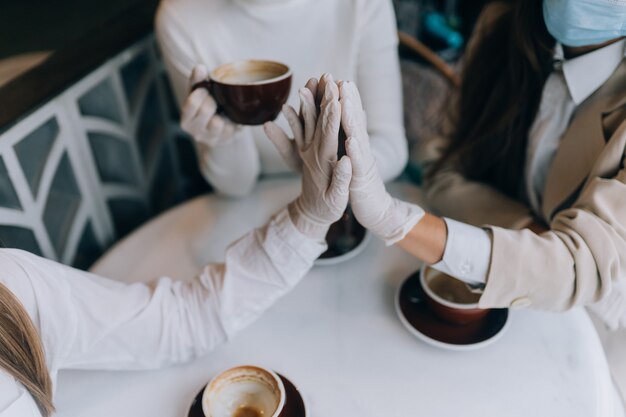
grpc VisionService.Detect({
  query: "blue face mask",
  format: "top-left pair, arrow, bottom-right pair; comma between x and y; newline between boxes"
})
543,0 -> 626,47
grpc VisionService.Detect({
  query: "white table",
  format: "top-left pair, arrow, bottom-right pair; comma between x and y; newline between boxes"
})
55,178 -> 621,417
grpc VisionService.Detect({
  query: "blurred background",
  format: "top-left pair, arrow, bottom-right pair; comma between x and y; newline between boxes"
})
0,0 -> 487,268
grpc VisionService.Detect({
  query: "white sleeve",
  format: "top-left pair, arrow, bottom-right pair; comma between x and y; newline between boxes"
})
355,0 -> 408,182
431,218 -> 492,284
1,209 -> 325,372
155,3 -> 260,197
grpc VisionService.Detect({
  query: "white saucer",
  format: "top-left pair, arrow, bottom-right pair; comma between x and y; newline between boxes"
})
314,231 -> 370,266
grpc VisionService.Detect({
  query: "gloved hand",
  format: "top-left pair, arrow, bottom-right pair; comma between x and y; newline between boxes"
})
265,79 -> 352,241
181,65 -> 237,147
263,73 -> 337,172
340,81 -> 425,245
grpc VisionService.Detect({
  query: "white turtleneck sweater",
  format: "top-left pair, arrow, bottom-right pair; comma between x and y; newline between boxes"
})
156,0 -> 408,196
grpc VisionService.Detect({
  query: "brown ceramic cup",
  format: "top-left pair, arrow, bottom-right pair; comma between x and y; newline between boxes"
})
420,266 -> 489,325
194,60 -> 292,126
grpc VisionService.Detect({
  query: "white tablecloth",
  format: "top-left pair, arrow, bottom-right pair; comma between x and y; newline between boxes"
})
54,178 -> 620,417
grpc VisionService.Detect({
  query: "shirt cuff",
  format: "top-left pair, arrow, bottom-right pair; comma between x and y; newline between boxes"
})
431,218 -> 492,284
262,209 -> 327,277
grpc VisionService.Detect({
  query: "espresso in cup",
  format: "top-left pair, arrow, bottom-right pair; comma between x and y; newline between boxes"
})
420,267 -> 488,325
202,365 -> 285,417
195,60 -> 292,126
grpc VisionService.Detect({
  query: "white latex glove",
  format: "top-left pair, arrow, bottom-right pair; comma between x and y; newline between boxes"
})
265,79 -> 352,241
264,73 -> 338,172
181,65 -> 237,147
340,81 -> 425,246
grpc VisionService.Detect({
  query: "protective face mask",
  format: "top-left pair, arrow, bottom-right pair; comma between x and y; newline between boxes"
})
543,0 -> 626,47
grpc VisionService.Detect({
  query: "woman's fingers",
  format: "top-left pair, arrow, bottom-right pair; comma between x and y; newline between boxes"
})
340,97 -> 360,139
319,97 -> 340,166
263,121 -> 301,172
206,114 -> 226,137
327,155 -> 352,211
180,88 -> 209,128
339,81 -> 364,109
283,104 -> 304,148
304,78 -> 319,102
188,64 -> 209,90
339,82 -> 368,137
199,95 -> 219,125
321,76 -> 339,108
346,136 -> 369,177
316,73 -> 334,108
299,88 -> 317,148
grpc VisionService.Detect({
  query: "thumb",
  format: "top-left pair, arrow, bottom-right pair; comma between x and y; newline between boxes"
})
264,121 -> 301,172
189,64 -> 209,89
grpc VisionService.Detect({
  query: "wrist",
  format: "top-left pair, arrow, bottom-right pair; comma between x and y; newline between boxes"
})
371,197 -> 426,246
288,201 -> 330,242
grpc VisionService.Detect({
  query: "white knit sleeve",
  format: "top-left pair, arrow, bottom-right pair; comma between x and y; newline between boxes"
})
355,0 -> 408,182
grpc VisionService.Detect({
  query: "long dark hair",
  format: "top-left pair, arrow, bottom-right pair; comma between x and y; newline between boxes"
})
433,0 -> 556,197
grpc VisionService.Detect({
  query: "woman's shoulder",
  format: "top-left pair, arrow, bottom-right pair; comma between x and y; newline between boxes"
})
0,249 -> 71,307
0,249 -> 38,281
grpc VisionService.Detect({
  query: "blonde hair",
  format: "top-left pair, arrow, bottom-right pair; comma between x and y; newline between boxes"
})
0,282 -> 54,416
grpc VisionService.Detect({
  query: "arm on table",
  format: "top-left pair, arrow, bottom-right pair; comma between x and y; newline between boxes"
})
481,142 -> 626,324
5,209 -> 325,372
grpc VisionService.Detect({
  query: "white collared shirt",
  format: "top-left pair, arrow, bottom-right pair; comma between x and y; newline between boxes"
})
434,39 -> 626,284
0,209 -> 325,416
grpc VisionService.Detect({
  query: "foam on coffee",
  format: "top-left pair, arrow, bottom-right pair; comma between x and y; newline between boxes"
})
426,272 -> 480,305
212,60 -> 290,85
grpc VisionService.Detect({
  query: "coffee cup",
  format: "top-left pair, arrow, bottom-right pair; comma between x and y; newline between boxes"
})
202,365 -> 285,417
194,60 -> 292,126
420,266 -> 488,325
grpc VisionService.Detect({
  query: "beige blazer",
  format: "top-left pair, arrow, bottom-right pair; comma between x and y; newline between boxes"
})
420,18 -> 626,315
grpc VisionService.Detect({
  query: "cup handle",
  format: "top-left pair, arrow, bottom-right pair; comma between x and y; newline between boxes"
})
190,78 -> 213,93
190,79 -> 225,116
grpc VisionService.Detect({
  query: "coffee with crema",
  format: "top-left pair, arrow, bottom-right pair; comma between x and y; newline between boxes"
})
195,60 -> 292,125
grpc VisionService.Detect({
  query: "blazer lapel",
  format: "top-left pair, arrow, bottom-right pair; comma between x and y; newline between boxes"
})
542,60 -> 626,219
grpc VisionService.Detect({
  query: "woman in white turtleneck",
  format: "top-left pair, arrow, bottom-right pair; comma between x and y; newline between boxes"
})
155,0 -> 407,197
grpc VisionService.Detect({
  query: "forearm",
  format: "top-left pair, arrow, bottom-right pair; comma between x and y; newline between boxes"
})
396,213 -> 447,264
60,208 -> 325,371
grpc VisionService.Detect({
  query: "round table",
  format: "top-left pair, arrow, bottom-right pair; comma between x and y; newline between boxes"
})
54,178 -> 620,417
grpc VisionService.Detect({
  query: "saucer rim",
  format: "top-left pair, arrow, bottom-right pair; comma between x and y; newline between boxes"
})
186,372 -> 307,417
314,231 -> 371,266
277,372 -> 308,417
394,273 -> 511,351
